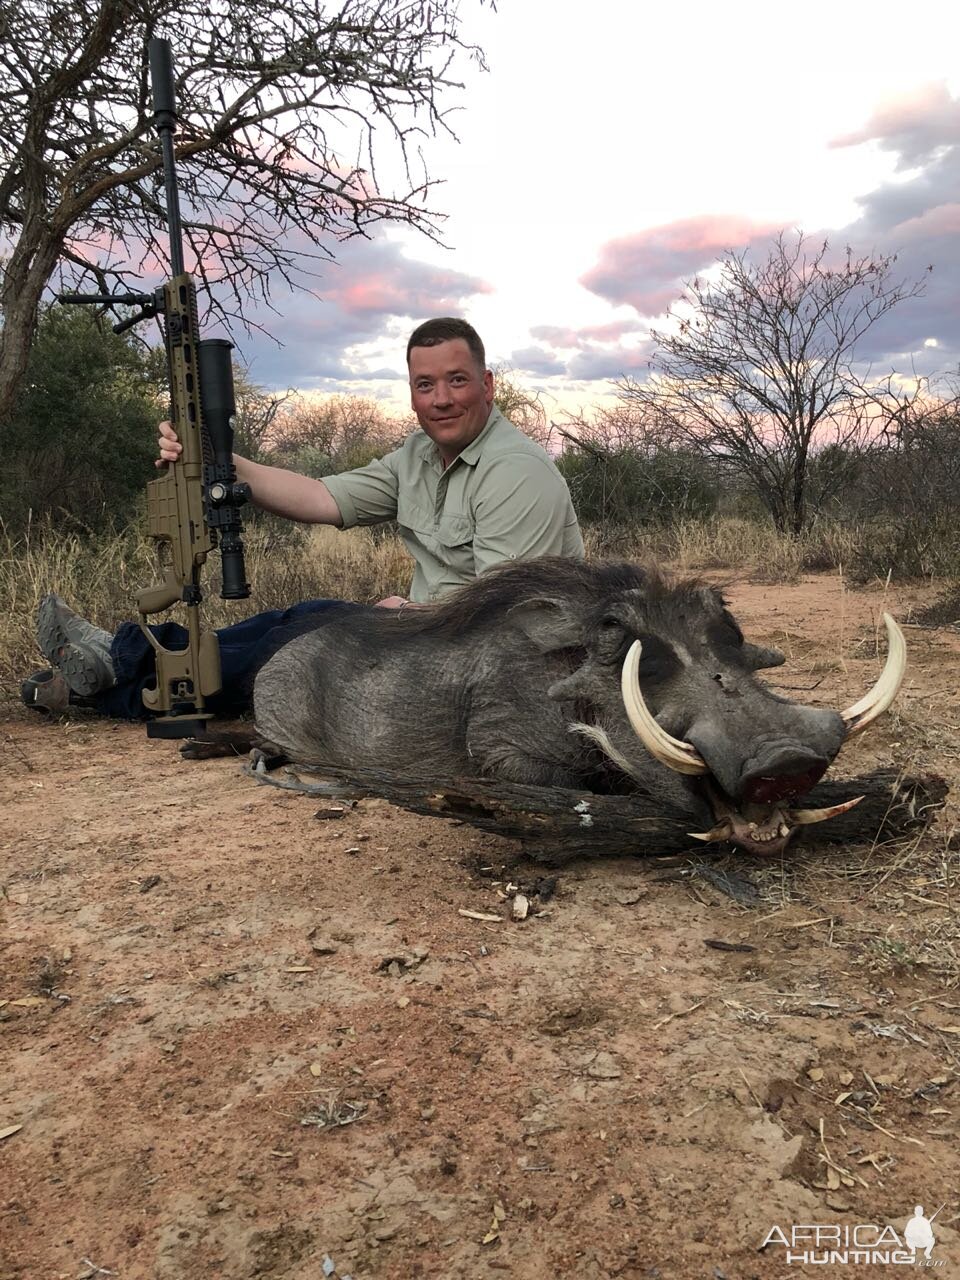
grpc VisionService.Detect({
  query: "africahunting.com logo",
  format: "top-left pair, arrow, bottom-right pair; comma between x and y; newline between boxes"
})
761,1205 -> 945,1265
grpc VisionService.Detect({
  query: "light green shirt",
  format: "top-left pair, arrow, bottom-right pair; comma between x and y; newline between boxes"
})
321,406 -> 585,603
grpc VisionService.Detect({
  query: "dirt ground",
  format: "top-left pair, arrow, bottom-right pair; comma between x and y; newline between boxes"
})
2,573 -> 960,1280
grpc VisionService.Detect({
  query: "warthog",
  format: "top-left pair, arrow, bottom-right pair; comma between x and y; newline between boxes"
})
253,558 -> 905,856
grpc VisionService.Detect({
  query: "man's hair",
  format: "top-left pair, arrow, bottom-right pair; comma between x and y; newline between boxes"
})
406,317 -> 486,372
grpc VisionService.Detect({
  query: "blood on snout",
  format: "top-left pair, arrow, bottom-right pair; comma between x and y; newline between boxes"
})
740,765 -> 827,804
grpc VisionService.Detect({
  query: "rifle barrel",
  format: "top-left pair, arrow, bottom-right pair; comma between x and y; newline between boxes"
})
148,38 -> 185,277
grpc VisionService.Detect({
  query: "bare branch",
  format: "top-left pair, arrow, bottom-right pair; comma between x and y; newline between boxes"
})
0,0 -> 489,421
616,232 -> 926,533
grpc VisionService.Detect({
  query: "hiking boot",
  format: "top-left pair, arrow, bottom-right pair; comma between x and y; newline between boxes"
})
21,669 -> 101,714
37,593 -> 116,697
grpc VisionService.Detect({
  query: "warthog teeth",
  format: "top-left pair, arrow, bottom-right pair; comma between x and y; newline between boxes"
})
688,821 -> 734,843
787,795 -> 865,826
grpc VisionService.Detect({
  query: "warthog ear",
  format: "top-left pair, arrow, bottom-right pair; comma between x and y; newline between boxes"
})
742,642 -> 786,669
507,596 -> 585,652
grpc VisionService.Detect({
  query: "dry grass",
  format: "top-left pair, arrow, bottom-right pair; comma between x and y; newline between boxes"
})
0,518 -> 411,701
582,517 -> 865,580
652,517 -> 862,579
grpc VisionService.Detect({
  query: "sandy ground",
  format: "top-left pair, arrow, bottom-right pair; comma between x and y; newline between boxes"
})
2,573 -> 960,1280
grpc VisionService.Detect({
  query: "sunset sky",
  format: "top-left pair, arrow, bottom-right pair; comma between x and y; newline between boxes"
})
207,0 -> 960,415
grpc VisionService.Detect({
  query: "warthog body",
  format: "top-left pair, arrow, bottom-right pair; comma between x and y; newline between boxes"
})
253,559 -> 902,855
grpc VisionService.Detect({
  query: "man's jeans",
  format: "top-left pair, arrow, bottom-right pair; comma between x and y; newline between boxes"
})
94,599 -> 363,720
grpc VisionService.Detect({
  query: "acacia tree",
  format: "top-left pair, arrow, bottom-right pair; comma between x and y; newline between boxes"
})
269,392 -> 407,474
492,366 -> 549,445
616,234 -> 926,534
0,0 -> 485,423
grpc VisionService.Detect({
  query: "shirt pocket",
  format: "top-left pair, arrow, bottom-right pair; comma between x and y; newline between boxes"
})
434,514 -> 475,552
397,496 -> 474,554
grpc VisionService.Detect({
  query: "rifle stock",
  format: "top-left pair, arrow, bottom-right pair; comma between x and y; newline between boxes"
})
59,40 -> 251,738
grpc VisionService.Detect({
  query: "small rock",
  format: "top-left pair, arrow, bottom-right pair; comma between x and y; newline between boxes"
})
614,888 -> 644,906
309,936 -> 339,956
587,1051 -> 621,1080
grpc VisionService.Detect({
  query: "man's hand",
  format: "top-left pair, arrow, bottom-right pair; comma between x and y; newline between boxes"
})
373,596 -> 428,611
154,423 -> 344,526
156,420 -> 182,467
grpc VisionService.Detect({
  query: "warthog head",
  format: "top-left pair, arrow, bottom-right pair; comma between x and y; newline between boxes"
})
254,558 -> 905,856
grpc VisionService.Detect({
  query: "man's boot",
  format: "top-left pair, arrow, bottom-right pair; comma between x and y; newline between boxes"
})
21,669 -> 98,714
37,593 -> 117,697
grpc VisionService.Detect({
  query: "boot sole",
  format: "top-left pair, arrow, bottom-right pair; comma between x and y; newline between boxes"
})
56,643 -> 107,697
37,598 -> 111,697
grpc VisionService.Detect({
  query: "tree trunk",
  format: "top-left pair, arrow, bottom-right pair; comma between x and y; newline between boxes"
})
248,762 -> 948,865
0,230 -> 62,426
790,456 -> 807,535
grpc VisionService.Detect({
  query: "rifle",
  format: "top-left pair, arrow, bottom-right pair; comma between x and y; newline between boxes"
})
59,38 -> 251,739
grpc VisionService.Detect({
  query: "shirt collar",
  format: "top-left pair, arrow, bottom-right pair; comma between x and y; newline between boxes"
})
457,405 -> 503,466
417,404 -> 503,472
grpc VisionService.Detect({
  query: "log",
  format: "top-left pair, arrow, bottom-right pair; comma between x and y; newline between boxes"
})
246,761 -> 948,863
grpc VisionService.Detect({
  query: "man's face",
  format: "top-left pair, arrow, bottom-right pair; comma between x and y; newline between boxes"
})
408,338 -> 494,465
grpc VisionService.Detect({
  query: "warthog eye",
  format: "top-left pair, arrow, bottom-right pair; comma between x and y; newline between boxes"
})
594,615 -> 628,663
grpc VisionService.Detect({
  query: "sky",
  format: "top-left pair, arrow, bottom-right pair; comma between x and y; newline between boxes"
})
199,0 -> 960,416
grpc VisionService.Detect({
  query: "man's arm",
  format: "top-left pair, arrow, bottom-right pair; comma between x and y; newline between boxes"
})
234,455 -> 343,525
158,419 -> 343,525
471,453 -> 584,574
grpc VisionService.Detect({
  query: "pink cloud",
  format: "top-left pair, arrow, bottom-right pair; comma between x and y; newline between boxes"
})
530,319 -> 642,348
329,263 -> 492,316
891,202 -> 960,239
580,215 -> 783,315
830,83 -> 960,164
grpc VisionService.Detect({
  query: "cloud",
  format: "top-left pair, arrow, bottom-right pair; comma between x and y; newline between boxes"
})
826,101 -> 960,369
529,319 -> 643,348
508,327 -> 653,384
507,345 -> 567,376
830,82 -> 960,168
231,236 -> 493,389
579,215 -> 782,316
523,83 -> 960,394
567,345 -> 652,382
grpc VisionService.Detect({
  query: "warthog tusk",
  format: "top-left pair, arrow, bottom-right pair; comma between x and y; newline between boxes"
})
688,822 -> 734,842
621,641 -> 709,776
840,613 -> 907,737
786,795 -> 864,825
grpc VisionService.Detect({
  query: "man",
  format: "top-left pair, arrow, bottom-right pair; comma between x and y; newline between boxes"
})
24,317 -> 584,720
